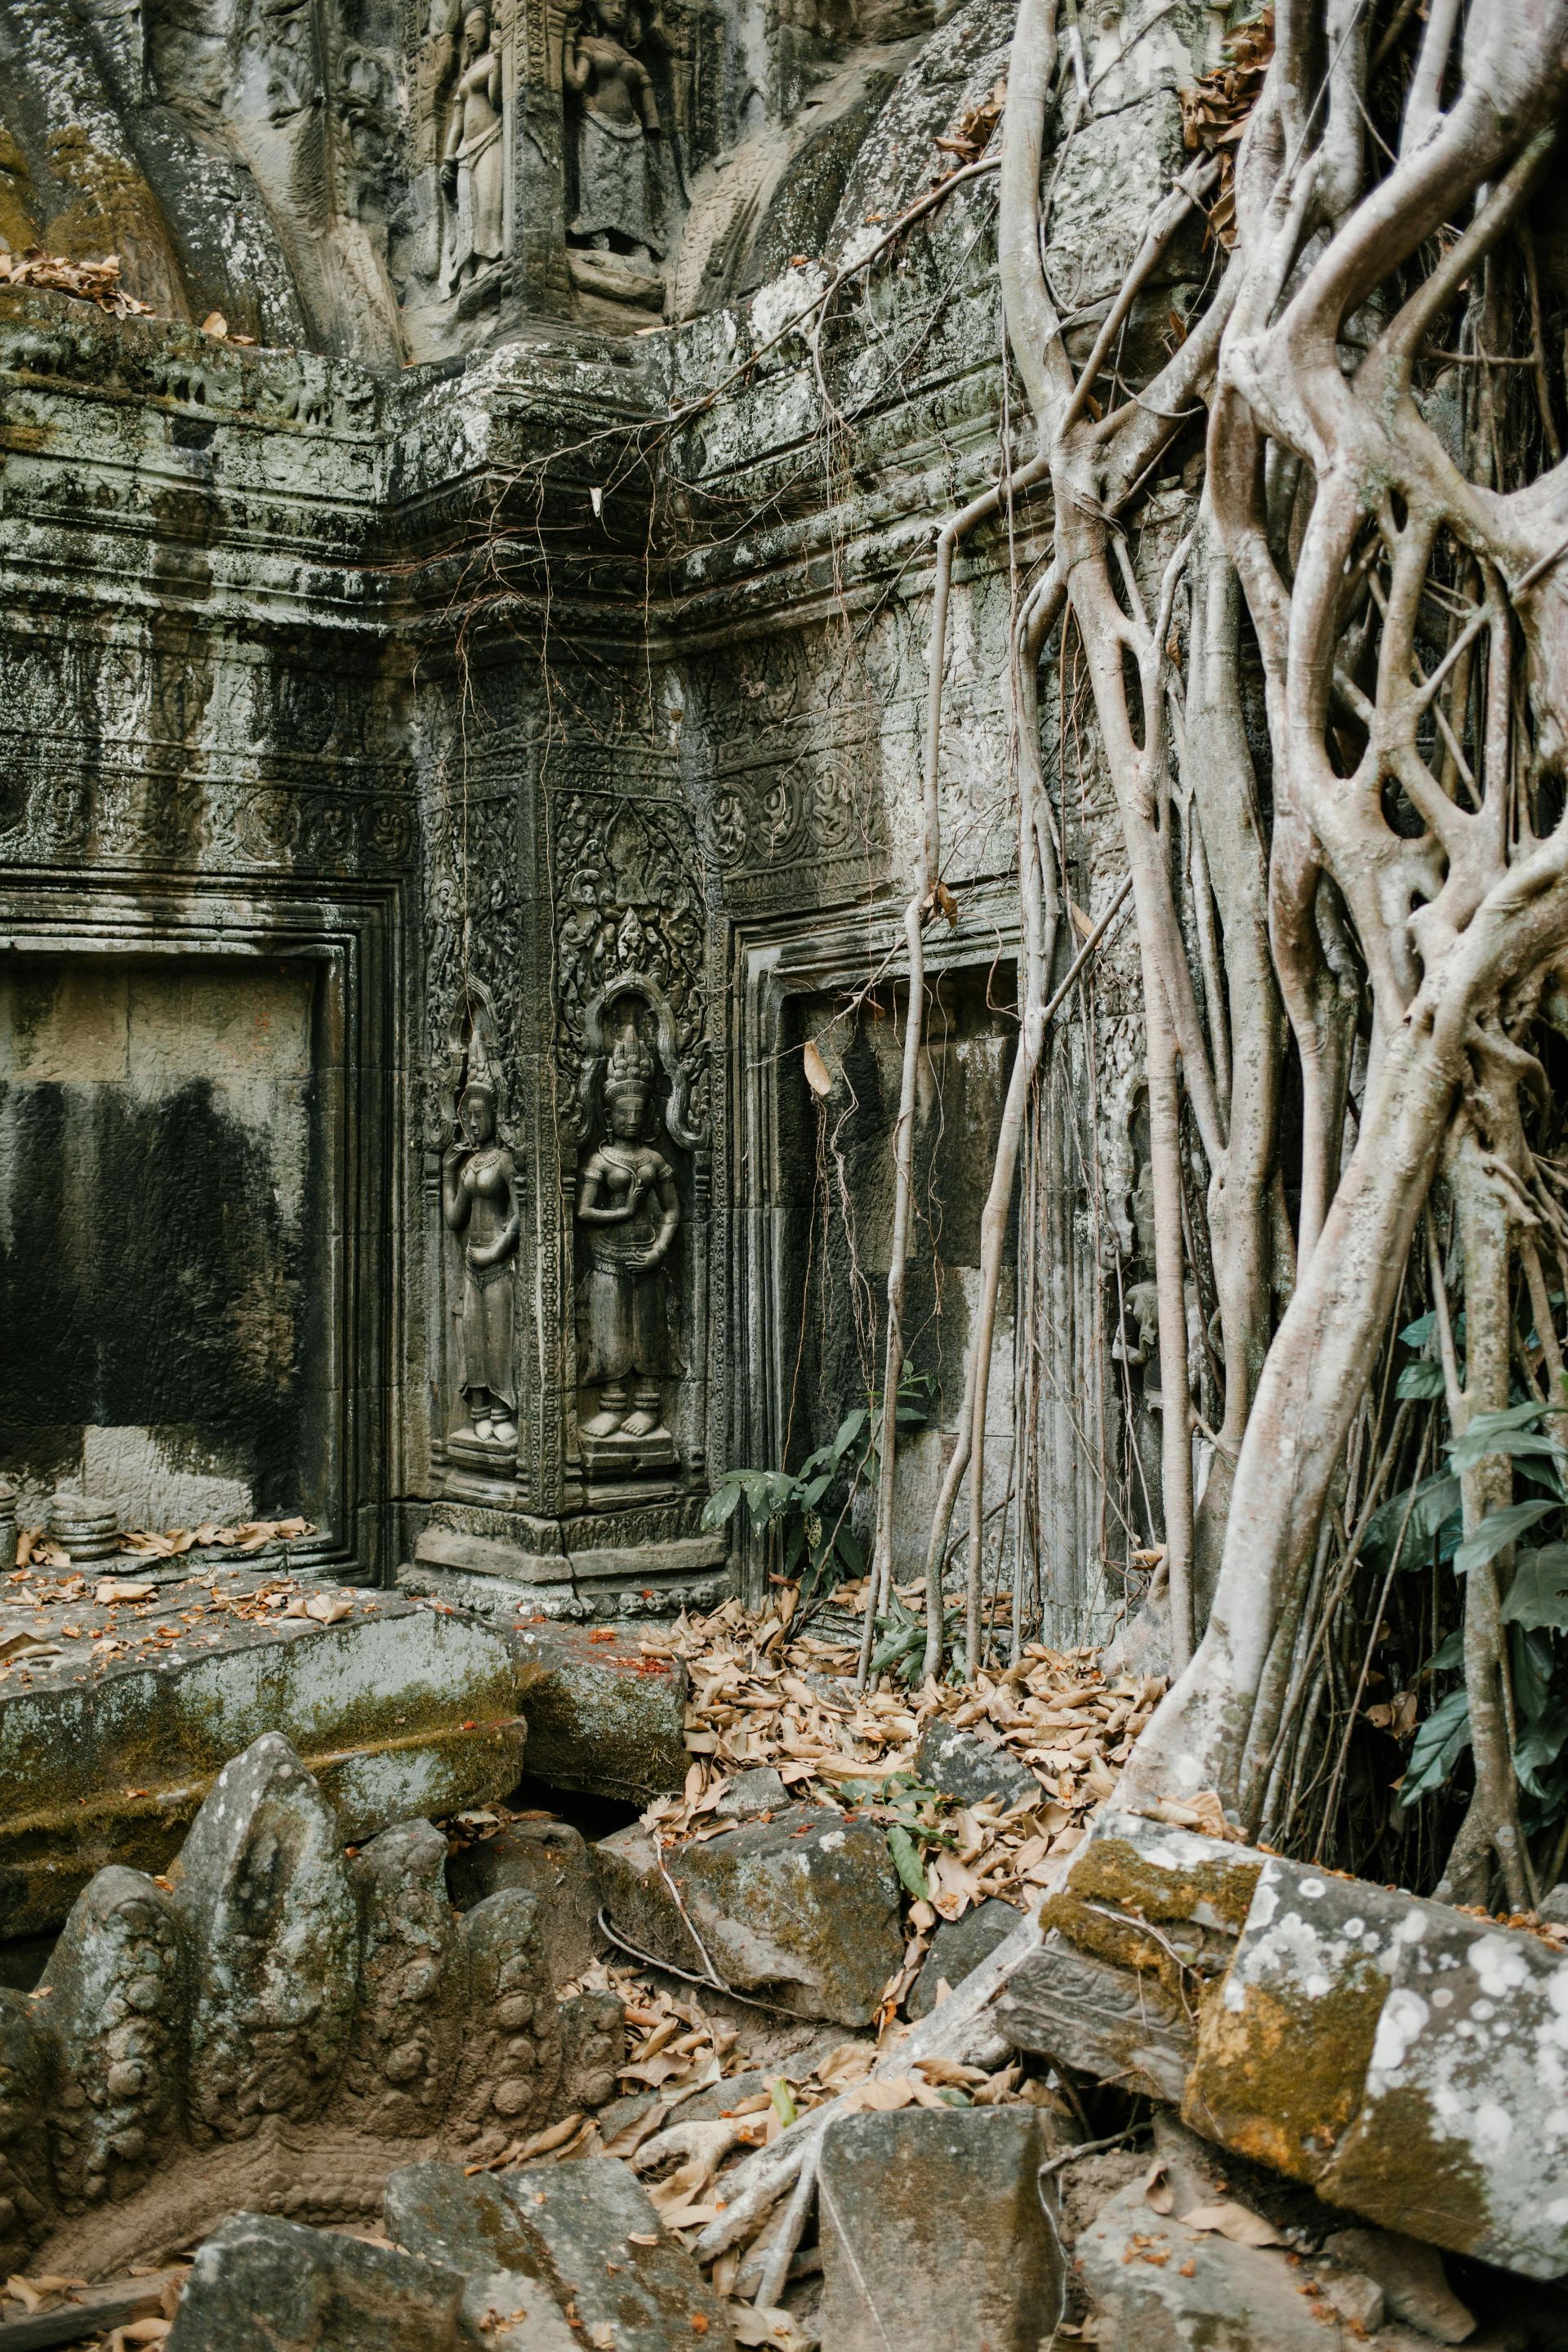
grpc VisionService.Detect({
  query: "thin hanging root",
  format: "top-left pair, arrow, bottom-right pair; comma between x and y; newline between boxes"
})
692,1869 -> 1058,2266
921,863 -> 1135,1682
921,567 -> 1065,1680
1438,1133 -> 1533,1913
860,452 -> 1049,1690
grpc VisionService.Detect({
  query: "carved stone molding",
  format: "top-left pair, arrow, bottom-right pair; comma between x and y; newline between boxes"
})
0,1734 -> 622,2278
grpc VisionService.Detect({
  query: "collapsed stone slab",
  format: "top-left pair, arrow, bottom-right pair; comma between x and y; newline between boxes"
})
505,1619 -> 691,1805
1,1733 -> 623,2281
595,1805 -> 904,2026
1073,2116 -> 1466,2351
0,1567 -> 525,1936
166,2211 -> 468,2352
817,2106 -> 1062,2352
996,1809 -> 1568,2281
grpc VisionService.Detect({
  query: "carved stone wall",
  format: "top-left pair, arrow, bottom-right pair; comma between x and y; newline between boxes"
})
0,0 -> 1215,1627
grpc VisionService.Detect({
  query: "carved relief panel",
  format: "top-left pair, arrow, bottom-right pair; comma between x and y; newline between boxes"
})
550,768 -> 710,1499
439,996 -> 522,1463
574,984 -> 685,1471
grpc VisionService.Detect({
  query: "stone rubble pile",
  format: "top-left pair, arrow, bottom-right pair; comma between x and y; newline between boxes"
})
1,1620 -> 1566,2349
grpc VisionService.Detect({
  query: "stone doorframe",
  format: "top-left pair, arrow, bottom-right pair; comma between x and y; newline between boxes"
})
0,873 -> 403,1581
724,884 -> 1022,1608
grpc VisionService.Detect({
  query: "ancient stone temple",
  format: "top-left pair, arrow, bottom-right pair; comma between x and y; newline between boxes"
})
0,0 -> 1192,1631
11,7 -> 1568,2341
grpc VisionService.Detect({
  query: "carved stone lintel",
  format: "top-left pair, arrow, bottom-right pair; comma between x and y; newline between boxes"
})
994,1937 -> 1195,2105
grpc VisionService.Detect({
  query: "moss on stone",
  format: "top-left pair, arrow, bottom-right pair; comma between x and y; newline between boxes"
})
1185,1958 -> 1388,2183
1318,2077 -> 1492,2254
1064,1833 -> 1262,1933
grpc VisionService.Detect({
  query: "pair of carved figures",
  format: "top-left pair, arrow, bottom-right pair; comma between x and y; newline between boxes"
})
429,0 -> 665,302
442,1021 -> 679,1454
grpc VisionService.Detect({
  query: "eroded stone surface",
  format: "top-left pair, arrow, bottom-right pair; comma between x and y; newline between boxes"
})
506,1620 -> 690,1804
340,1819 -> 466,2138
174,1735 -> 361,2141
1076,2172 -> 1437,2352
499,2156 -> 736,2350
818,2107 -> 1060,2352
447,1817 -> 598,1984
385,2160 -> 579,2351
38,1864 -> 186,2208
0,1569 -> 525,1935
908,1895 -> 1020,2020
913,1720 -> 1042,1815
595,1805 -> 903,2025
445,1891 -> 567,2162
166,2210 -> 468,2352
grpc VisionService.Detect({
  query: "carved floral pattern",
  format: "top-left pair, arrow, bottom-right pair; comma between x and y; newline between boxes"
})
550,785 -> 708,1147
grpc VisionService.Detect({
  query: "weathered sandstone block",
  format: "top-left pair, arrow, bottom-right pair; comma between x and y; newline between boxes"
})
0,1570 -> 525,1936
818,2107 -> 1061,2352
595,1805 -> 903,2026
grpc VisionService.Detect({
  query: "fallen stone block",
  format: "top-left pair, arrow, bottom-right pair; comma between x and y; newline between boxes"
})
908,1895 -> 1021,2020
0,1567 -> 524,1935
165,2210 -> 467,2352
499,2155 -> 735,2349
996,1807 -> 1568,2283
447,1815 -> 599,1982
384,2159 -> 579,2350
1185,1844 -> 1568,2278
506,1620 -> 690,1804
914,1720 -> 1042,1815
595,1806 -> 903,2025
817,2106 -> 1060,2352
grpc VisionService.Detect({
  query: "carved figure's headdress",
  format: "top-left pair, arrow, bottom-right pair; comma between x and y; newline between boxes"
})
604,1023 -> 654,1107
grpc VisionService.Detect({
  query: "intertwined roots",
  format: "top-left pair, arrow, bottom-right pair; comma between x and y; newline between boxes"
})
860,0 -> 1568,1911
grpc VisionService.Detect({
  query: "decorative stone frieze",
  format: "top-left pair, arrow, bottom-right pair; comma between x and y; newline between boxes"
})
0,1732 -> 622,2277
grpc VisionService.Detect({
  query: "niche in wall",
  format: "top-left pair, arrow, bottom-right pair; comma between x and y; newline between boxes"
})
772,958 -> 1020,1581
0,954 -> 335,1531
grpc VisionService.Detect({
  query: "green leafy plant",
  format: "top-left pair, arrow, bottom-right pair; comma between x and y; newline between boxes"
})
848,1773 -> 957,1902
1392,1388 -> 1568,1848
700,1370 -> 932,1598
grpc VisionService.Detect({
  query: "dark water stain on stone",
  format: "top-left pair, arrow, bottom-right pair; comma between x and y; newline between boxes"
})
0,959 -> 332,1521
